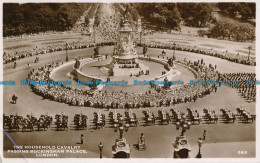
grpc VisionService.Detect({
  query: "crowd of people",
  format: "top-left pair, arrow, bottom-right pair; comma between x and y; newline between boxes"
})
140,41 -> 256,66
119,64 -> 140,68
89,4 -> 121,43
3,39 -> 255,66
223,72 -> 256,102
3,41 -> 93,64
26,56 -> 219,108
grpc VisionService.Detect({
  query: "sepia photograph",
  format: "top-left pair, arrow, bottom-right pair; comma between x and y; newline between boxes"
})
1,1 -> 258,162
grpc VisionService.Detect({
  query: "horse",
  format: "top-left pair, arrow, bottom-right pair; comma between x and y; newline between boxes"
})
55,114 -> 68,131
157,110 -> 170,125
74,114 -> 88,130
7,117 -> 21,131
221,110 -> 236,123
142,110 -> 155,125
170,109 -> 182,122
21,119 -> 34,132
125,112 -> 138,127
93,112 -> 105,129
37,118 -> 49,131
203,109 -> 218,124
236,108 -> 245,117
12,95 -> 18,104
241,114 -> 254,123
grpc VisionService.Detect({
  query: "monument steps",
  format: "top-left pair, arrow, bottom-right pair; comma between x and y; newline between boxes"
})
99,67 -> 110,75
92,84 -> 104,94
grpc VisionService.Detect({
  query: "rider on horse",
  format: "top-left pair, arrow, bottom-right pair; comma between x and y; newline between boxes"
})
12,94 -> 18,104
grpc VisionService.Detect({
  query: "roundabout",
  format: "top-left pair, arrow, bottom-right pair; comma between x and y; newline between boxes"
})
46,17 -> 198,98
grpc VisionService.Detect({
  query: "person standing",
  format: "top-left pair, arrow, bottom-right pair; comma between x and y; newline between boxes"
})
140,133 -> 145,144
203,130 -> 206,140
13,61 -> 17,68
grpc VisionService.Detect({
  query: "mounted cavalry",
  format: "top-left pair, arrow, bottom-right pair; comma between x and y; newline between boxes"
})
170,109 -> 183,122
186,108 -> 201,124
109,110 -> 121,126
21,118 -> 34,132
236,107 -> 255,123
157,109 -> 171,124
55,114 -> 68,131
4,114 -> 52,132
220,109 -> 236,123
3,114 -> 23,131
74,113 -> 88,130
142,109 -> 155,125
203,109 -> 218,124
124,109 -> 138,127
93,110 -> 105,129
37,114 -> 52,131
11,94 -> 18,104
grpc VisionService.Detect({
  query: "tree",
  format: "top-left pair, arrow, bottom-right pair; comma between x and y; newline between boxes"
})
165,4 -> 181,30
3,3 -> 90,36
217,2 -> 256,20
177,3 -> 213,27
134,3 -> 181,30
208,20 -> 255,42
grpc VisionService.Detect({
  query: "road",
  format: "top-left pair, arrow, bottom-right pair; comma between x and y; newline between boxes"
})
3,46 -> 256,158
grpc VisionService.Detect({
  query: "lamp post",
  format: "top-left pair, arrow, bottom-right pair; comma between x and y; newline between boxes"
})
65,43 -> 68,61
248,45 -> 252,61
173,42 -> 176,59
138,18 -> 142,45
94,29 -> 96,43
114,116 -> 129,139
175,114 -> 191,136
196,138 -> 203,158
140,32 -> 142,45
98,142 -> 103,158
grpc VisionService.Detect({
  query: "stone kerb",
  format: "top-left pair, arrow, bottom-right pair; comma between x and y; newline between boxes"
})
154,68 -> 174,82
140,56 -> 198,79
74,68 -> 105,82
49,57 -> 105,83
74,57 -> 106,82
138,56 -> 171,68
49,60 -> 76,80
175,62 -> 198,79
138,56 -> 175,88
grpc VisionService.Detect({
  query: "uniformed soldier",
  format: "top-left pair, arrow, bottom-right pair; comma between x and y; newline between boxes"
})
80,134 -> 84,144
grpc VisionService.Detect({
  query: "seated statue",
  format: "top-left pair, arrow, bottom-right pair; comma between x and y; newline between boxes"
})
143,45 -> 148,55
168,58 -> 173,67
74,58 -> 80,69
164,77 -> 170,89
94,47 -> 101,58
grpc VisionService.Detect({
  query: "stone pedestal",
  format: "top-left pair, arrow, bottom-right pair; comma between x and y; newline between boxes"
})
112,62 -> 149,76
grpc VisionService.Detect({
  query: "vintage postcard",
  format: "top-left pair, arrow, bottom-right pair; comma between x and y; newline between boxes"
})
1,0 -> 259,163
